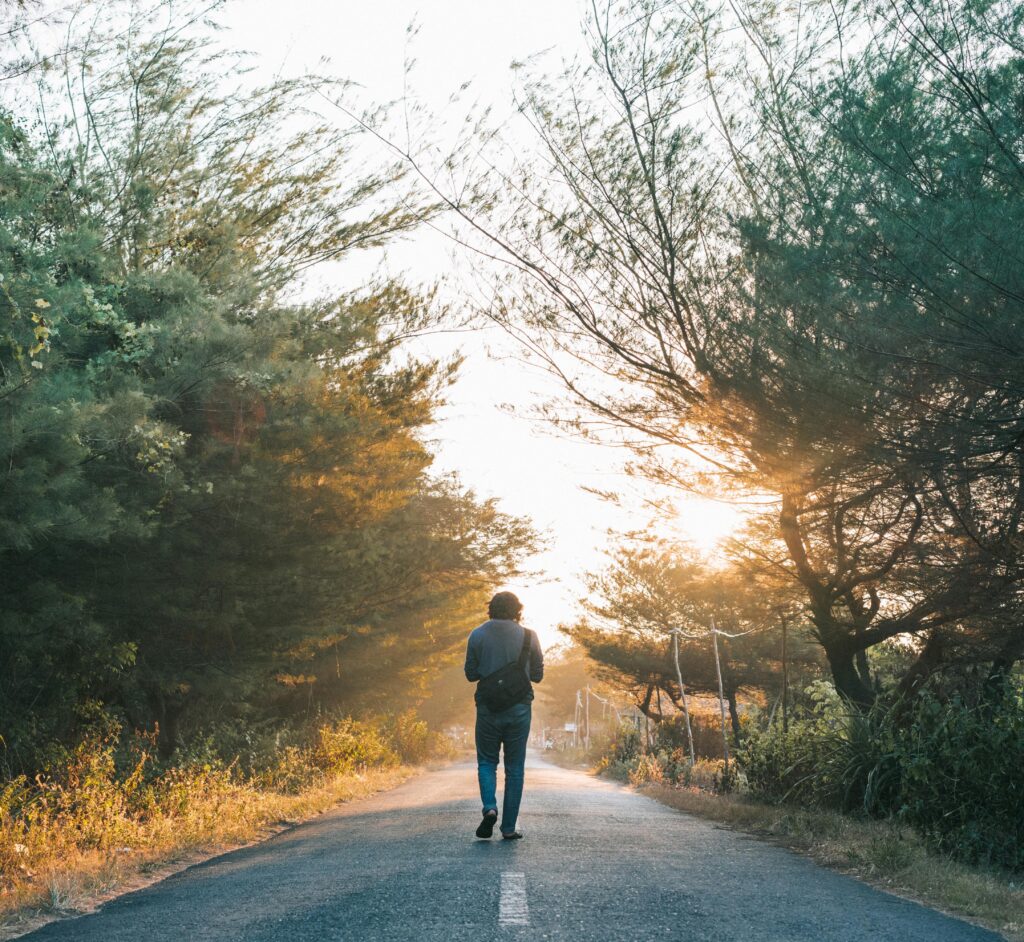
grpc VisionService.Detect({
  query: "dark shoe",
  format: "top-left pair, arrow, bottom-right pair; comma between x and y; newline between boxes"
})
476,810 -> 498,838
501,830 -> 524,840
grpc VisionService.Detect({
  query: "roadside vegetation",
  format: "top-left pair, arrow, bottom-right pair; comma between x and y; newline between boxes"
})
0,711 -> 449,930
644,785 -> 1024,942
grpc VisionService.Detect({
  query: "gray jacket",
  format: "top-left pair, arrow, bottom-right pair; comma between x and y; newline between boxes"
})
464,619 -> 544,704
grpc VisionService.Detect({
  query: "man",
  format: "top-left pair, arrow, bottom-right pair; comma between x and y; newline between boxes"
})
464,591 -> 544,840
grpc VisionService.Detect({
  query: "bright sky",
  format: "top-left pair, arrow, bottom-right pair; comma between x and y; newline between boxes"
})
224,1 -> 743,646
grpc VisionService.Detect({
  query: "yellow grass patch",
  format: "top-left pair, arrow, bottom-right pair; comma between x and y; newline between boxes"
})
0,765 -> 415,939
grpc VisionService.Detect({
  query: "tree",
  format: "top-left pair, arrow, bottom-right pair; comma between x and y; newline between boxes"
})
0,111 -> 142,769
422,0 -> 1024,704
568,543 -> 822,736
727,0 -> 1024,699
0,1 -> 536,771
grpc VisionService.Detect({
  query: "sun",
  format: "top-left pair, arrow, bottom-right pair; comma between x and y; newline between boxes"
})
673,495 -> 745,554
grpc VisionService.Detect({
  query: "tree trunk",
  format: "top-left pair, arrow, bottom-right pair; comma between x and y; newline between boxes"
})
150,688 -> 185,760
826,646 -> 876,708
984,659 -> 1014,707
896,630 -> 945,700
670,629 -> 695,767
983,632 -> 1024,707
638,683 -> 665,722
726,689 -> 741,741
855,645 -> 872,691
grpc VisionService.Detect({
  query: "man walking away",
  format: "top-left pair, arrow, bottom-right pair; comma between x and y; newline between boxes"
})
464,591 -> 544,840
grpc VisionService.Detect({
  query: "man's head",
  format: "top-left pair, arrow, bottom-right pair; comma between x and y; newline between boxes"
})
488,591 -> 523,622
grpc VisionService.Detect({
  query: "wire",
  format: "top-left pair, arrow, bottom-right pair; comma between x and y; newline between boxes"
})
669,625 -> 762,640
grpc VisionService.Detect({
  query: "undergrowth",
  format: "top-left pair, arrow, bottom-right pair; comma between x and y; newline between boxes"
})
0,710 -> 450,928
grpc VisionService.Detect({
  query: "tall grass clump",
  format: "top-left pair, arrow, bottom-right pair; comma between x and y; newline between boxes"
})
737,681 -> 1024,871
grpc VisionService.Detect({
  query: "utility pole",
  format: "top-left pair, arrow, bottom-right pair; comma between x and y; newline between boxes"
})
670,629 -> 696,767
710,617 -> 731,781
585,685 -> 591,751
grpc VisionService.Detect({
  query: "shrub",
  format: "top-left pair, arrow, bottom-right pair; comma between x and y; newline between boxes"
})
628,753 -> 666,786
737,715 -> 840,805
737,718 -> 816,803
610,722 -> 643,763
656,713 -> 731,759
893,688 -> 1024,870
736,681 -> 1024,871
312,719 -> 399,774
737,682 -> 900,813
385,710 -> 452,765
598,721 -> 733,793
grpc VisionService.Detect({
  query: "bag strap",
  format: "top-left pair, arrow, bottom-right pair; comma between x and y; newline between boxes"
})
517,628 -> 532,668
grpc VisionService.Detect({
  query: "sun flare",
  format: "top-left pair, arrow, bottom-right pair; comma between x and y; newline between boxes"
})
673,495 -> 745,554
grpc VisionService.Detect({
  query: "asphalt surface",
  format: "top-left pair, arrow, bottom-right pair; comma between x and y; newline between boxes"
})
22,754 -> 1001,941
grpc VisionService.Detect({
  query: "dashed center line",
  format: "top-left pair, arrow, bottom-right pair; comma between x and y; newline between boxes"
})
499,870 -> 529,926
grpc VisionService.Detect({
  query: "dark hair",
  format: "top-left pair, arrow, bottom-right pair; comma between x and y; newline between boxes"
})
488,591 -> 523,621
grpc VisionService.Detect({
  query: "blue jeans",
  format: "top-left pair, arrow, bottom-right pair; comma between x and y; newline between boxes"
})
475,701 -> 531,835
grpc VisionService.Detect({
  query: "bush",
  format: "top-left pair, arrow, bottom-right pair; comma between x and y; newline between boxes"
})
737,684 -> 848,805
384,710 -> 453,765
598,721 -> 732,793
738,694 -> 901,814
893,688 -> 1024,870
656,713 -> 731,759
313,719 -> 399,774
736,681 -> 1024,871
0,708 -> 449,902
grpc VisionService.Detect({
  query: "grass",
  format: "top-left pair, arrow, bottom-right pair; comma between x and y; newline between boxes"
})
0,714 -> 452,939
0,763 -> 417,939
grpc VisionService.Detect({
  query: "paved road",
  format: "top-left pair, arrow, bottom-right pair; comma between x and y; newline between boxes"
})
22,755 -> 1000,941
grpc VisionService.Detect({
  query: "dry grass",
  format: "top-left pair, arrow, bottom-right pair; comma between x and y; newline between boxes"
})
640,784 -> 1024,941
0,715 -> 452,938
0,764 -> 414,939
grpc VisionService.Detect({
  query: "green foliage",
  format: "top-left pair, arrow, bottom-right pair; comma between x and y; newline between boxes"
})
0,2 -> 535,776
893,688 -> 1024,870
737,683 -> 1024,871
738,685 -> 899,812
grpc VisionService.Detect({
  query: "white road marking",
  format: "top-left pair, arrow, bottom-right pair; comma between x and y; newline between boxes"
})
499,870 -> 529,927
